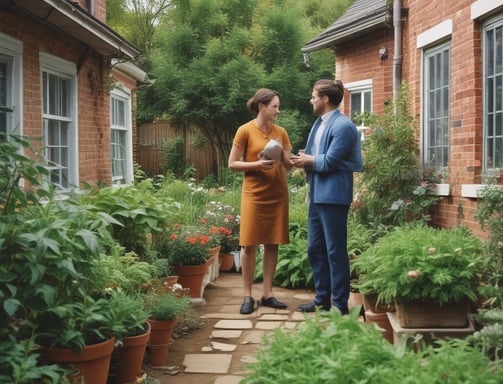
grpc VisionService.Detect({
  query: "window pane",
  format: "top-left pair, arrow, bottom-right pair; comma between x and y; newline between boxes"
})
485,20 -> 503,172
363,91 -> 371,111
111,94 -> 129,183
424,44 -> 450,170
350,93 -> 361,119
0,62 -> 6,138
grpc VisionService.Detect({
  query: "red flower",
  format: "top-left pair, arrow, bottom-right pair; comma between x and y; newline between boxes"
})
169,234 -> 177,240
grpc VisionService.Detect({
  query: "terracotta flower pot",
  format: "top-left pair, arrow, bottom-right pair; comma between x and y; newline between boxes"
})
219,252 -> 235,271
175,254 -> 215,298
148,319 -> 177,367
40,337 -> 115,384
365,309 -> 393,344
114,324 -> 151,383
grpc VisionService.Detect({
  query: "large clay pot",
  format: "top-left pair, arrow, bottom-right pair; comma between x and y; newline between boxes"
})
365,309 -> 393,344
114,324 -> 151,383
175,255 -> 215,298
40,337 -> 115,384
147,319 -> 177,367
219,252 -> 235,271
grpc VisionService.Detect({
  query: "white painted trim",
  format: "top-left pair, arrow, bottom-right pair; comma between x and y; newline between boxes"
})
461,184 -> 486,198
345,79 -> 373,91
417,20 -> 453,49
471,0 -> 503,20
0,33 -> 23,136
39,52 -> 79,190
428,183 -> 450,196
110,87 -> 133,185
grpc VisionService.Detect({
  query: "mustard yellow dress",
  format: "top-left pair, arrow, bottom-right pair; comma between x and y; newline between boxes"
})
233,120 -> 291,246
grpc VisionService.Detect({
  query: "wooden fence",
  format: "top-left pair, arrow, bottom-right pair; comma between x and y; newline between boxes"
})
136,120 -> 218,180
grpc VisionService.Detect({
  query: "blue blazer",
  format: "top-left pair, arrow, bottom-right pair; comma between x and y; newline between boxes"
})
305,110 -> 363,205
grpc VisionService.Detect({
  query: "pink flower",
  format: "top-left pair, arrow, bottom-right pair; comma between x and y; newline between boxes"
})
407,270 -> 420,279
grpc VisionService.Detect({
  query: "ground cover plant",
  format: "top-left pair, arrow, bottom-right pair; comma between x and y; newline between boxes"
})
242,309 -> 503,384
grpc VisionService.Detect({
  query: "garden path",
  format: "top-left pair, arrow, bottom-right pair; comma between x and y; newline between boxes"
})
144,271 -> 323,384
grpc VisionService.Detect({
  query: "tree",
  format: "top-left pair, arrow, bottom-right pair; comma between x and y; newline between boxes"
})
107,0 -> 172,62
137,0 -> 350,178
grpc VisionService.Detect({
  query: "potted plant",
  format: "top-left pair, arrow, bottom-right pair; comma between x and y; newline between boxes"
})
353,224 -> 484,328
88,244 -> 155,294
201,201 -> 240,271
0,135 -> 123,383
155,225 -> 214,298
144,288 -> 191,367
106,290 -> 151,384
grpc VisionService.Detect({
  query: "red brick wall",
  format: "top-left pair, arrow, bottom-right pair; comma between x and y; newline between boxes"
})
334,0 -> 489,237
0,6 -> 113,186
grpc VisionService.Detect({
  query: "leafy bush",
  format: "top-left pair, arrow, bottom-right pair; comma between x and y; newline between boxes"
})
353,224 -> 484,305
475,183 -> 503,307
353,84 -> 440,230
242,309 -> 503,383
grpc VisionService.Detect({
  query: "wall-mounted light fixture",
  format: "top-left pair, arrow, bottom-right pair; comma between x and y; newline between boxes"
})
379,47 -> 388,61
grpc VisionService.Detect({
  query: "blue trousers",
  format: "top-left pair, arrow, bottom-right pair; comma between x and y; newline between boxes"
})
307,202 -> 350,314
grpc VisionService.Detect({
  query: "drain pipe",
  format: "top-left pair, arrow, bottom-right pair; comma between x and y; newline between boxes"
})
393,0 -> 403,107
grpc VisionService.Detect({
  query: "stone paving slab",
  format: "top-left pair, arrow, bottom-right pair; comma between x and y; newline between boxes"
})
255,321 -> 284,330
214,319 -> 254,329
210,330 -> 243,339
183,353 -> 232,373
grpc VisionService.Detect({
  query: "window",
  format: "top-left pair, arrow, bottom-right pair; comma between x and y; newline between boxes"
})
423,43 -> 451,171
110,89 -> 132,185
484,19 -> 503,174
40,53 -> 77,190
0,33 -> 22,140
346,80 -> 372,138
0,61 -> 7,138
348,84 -> 372,124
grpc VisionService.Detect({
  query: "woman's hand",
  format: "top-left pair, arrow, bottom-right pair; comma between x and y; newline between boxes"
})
257,159 -> 274,170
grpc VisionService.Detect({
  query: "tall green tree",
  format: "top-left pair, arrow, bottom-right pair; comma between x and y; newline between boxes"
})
107,0 -> 172,63
137,0 -> 352,174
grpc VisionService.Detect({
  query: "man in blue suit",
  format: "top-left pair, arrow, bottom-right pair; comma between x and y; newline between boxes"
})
291,79 -> 363,314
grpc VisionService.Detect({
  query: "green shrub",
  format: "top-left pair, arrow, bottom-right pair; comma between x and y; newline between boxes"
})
353,84 -> 441,230
242,309 -> 503,383
353,224 -> 484,305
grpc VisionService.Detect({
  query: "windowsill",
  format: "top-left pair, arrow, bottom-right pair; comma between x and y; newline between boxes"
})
429,183 -> 450,196
461,184 -> 485,198
461,183 -> 503,198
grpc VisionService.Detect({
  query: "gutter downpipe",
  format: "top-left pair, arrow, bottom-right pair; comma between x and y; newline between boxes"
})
393,0 -> 403,110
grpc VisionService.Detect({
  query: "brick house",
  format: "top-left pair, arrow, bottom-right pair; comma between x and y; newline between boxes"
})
0,0 -> 145,188
302,0 -> 503,236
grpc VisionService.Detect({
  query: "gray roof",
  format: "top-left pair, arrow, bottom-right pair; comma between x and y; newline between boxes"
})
302,0 -> 391,53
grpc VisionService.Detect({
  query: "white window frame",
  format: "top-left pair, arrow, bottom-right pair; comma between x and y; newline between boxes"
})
0,32 -> 23,138
40,52 -> 78,190
346,79 -> 372,139
422,42 -> 451,172
482,16 -> 503,176
110,87 -> 133,185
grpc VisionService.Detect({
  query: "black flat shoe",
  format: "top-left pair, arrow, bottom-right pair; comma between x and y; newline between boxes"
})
259,296 -> 287,309
297,302 -> 331,313
240,296 -> 255,314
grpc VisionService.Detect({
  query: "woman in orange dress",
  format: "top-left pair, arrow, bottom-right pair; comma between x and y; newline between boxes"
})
228,88 -> 293,314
